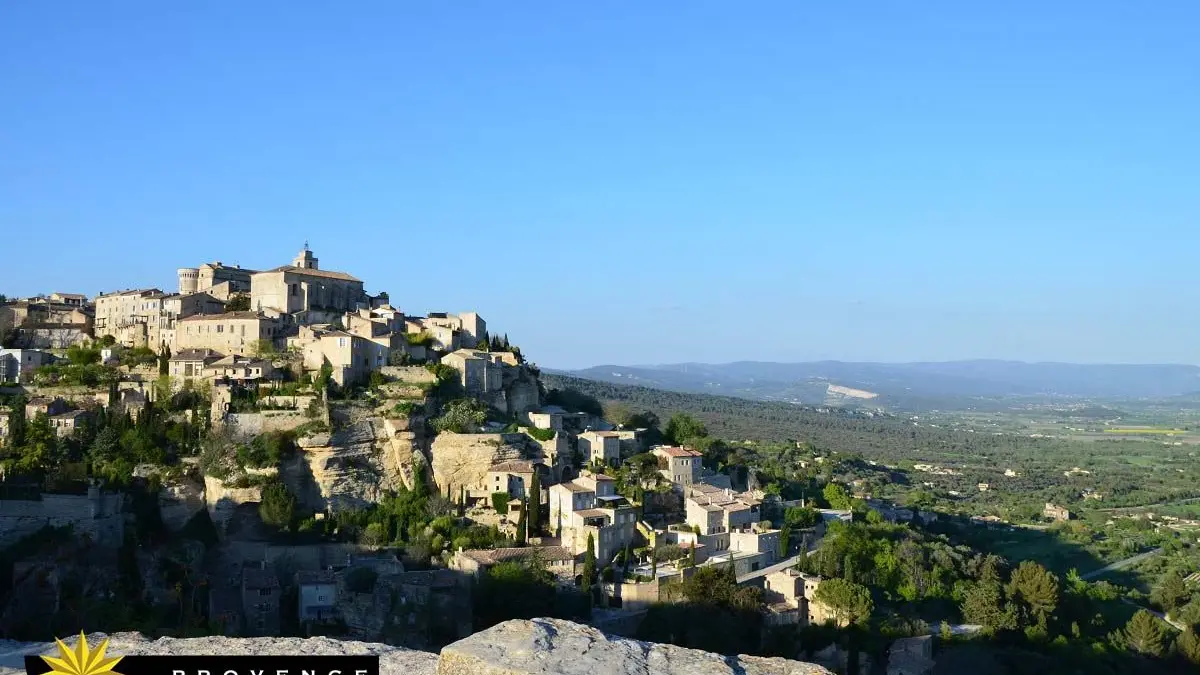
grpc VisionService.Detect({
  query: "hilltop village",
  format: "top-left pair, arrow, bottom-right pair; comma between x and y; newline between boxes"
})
0,248 -> 863,663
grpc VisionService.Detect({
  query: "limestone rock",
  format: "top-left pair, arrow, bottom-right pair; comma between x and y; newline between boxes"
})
0,633 -> 437,675
204,474 -> 263,537
159,478 -> 206,532
436,618 -> 832,675
430,432 -> 530,496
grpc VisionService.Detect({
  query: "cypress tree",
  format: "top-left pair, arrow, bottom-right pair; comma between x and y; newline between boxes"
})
515,497 -> 528,546
583,533 -> 597,595
528,471 -> 542,536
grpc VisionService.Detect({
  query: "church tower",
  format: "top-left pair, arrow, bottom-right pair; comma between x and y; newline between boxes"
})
292,242 -> 319,270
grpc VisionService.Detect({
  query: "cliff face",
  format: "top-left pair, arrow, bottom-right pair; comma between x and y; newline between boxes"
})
0,619 -> 831,675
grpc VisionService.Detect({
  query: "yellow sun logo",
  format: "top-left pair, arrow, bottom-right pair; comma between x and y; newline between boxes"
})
40,633 -> 122,675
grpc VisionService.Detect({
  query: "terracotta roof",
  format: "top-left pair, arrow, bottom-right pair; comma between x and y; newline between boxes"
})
575,509 -> 611,520
555,481 -> 592,493
263,265 -> 361,282
655,446 -> 702,458
180,311 -> 268,322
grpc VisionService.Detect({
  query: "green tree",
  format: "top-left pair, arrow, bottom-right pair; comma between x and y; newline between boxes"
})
515,498 -> 528,546
1176,628 -> 1200,666
225,294 -> 251,311
1151,569 -> 1189,615
5,395 -> 26,449
784,505 -> 821,528
778,524 -> 792,558
259,480 -> 297,532
665,413 -> 707,445
582,533 -> 596,596
528,471 -> 542,536
1007,561 -> 1059,625
961,578 -> 1018,634
1122,609 -> 1166,657
822,482 -> 852,510
15,413 -> 61,474
813,578 -> 874,626
158,344 -> 171,375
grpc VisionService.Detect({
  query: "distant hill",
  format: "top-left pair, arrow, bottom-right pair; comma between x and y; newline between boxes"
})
551,360 -> 1200,408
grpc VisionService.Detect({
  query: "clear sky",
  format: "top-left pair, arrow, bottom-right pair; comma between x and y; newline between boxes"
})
2,2 -> 1198,369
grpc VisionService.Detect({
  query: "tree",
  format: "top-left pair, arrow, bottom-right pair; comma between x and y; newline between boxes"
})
1007,561 -> 1059,624
528,471 -> 542,536
1122,609 -> 1166,657
1176,628 -> 1200,666
225,294 -> 251,312
665,413 -> 707,445
779,524 -> 792,558
158,344 -> 171,375
784,505 -> 821,528
813,578 -> 873,626
1151,569 -> 1189,615
5,395 -> 26,449
491,492 -> 511,513
961,578 -> 1018,634
259,480 -> 297,532
822,482 -> 852,510
582,533 -> 596,596
515,498 -> 528,547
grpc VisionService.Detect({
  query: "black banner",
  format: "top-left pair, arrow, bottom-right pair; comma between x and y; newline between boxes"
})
25,655 -> 380,675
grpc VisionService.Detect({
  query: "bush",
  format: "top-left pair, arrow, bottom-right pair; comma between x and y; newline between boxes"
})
432,398 -> 489,433
406,332 -> 434,347
492,492 -> 511,513
525,426 -> 557,442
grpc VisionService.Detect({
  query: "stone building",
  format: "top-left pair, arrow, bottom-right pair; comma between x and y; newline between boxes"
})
653,446 -> 702,487
177,261 -> 256,300
94,288 -> 168,347
685,484 -> 763,554
168,348 -> 224,381
419,312 -> 486,349
155,292 -> 226,348
296,570 -> 338,623
450,546 -> 575,584
1043,503 -> 1072,522
484,459 -> 541,501
175,311 -> 280,355
763,568 -> 840,627
49,409 -> 92,438
549,472 -> 638,564
578,431 -> 621,468
0,349 -> 55,382
241,560 -> 281,636
293,326 -> 387,386
250,247 -> 372,323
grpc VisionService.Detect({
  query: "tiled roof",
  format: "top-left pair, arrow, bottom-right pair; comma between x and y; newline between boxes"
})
263,265 -> 361,282
555,481 -> 592,493
170,348 -> 225,361
655,446 -> 702,458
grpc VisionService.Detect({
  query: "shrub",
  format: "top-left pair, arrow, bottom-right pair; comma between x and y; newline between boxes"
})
525,426 -> 557,442
492,492 -> 511,513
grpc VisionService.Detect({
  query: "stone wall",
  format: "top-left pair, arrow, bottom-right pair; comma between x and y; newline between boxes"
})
0,619 -> 831,675
0,490 -> 125,547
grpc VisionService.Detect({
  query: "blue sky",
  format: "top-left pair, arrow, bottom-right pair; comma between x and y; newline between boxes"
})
2,2 -> 1198,369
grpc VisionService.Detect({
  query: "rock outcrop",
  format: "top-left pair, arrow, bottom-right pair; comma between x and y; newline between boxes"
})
0,619 -> 830,675
430,432 -> 534,496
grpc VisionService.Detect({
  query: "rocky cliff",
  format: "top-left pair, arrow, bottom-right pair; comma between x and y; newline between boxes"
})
0,619 -> 830,675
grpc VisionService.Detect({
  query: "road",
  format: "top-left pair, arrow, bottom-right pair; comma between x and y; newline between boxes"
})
1080,548 -> 1163,580
1122,598 -> 1187,631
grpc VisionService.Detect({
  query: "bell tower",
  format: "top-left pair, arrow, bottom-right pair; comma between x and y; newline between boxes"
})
292,241 -> 319,270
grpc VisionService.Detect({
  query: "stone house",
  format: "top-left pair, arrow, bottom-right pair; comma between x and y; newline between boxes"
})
49,409 -> 92,438
578,431 -> 621,468
250,247 -> 373,323
1043,503 -> 1072,522
549,472 -> 638,564
685,484 -> 762,554
94,288 -> 168,347
440,349 -> 506,398
169,348 -> 224,380
296,569 -> 338,623
241,560 -> 281,636
420,312 -> 486,349
525,406 -> 593,434
296,328 -> 387,386
450,546 -> 575,584
0,349 -> 54,382
763,568 -> 840,627
154,292 -> 226,348
205,354 -> 277,383
48,292 -> 87,307
25,396 -> 68,419
176,311 -> 280,355
653,446 -> 702,487
485,459 -> 541,501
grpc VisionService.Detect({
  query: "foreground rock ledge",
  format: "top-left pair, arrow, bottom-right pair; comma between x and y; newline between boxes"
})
438,618 -> 831,675
0,619 -> 830,675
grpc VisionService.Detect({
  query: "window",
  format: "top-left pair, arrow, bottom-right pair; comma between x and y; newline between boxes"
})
259,588 -> 271,596
339,338 -> 347,347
